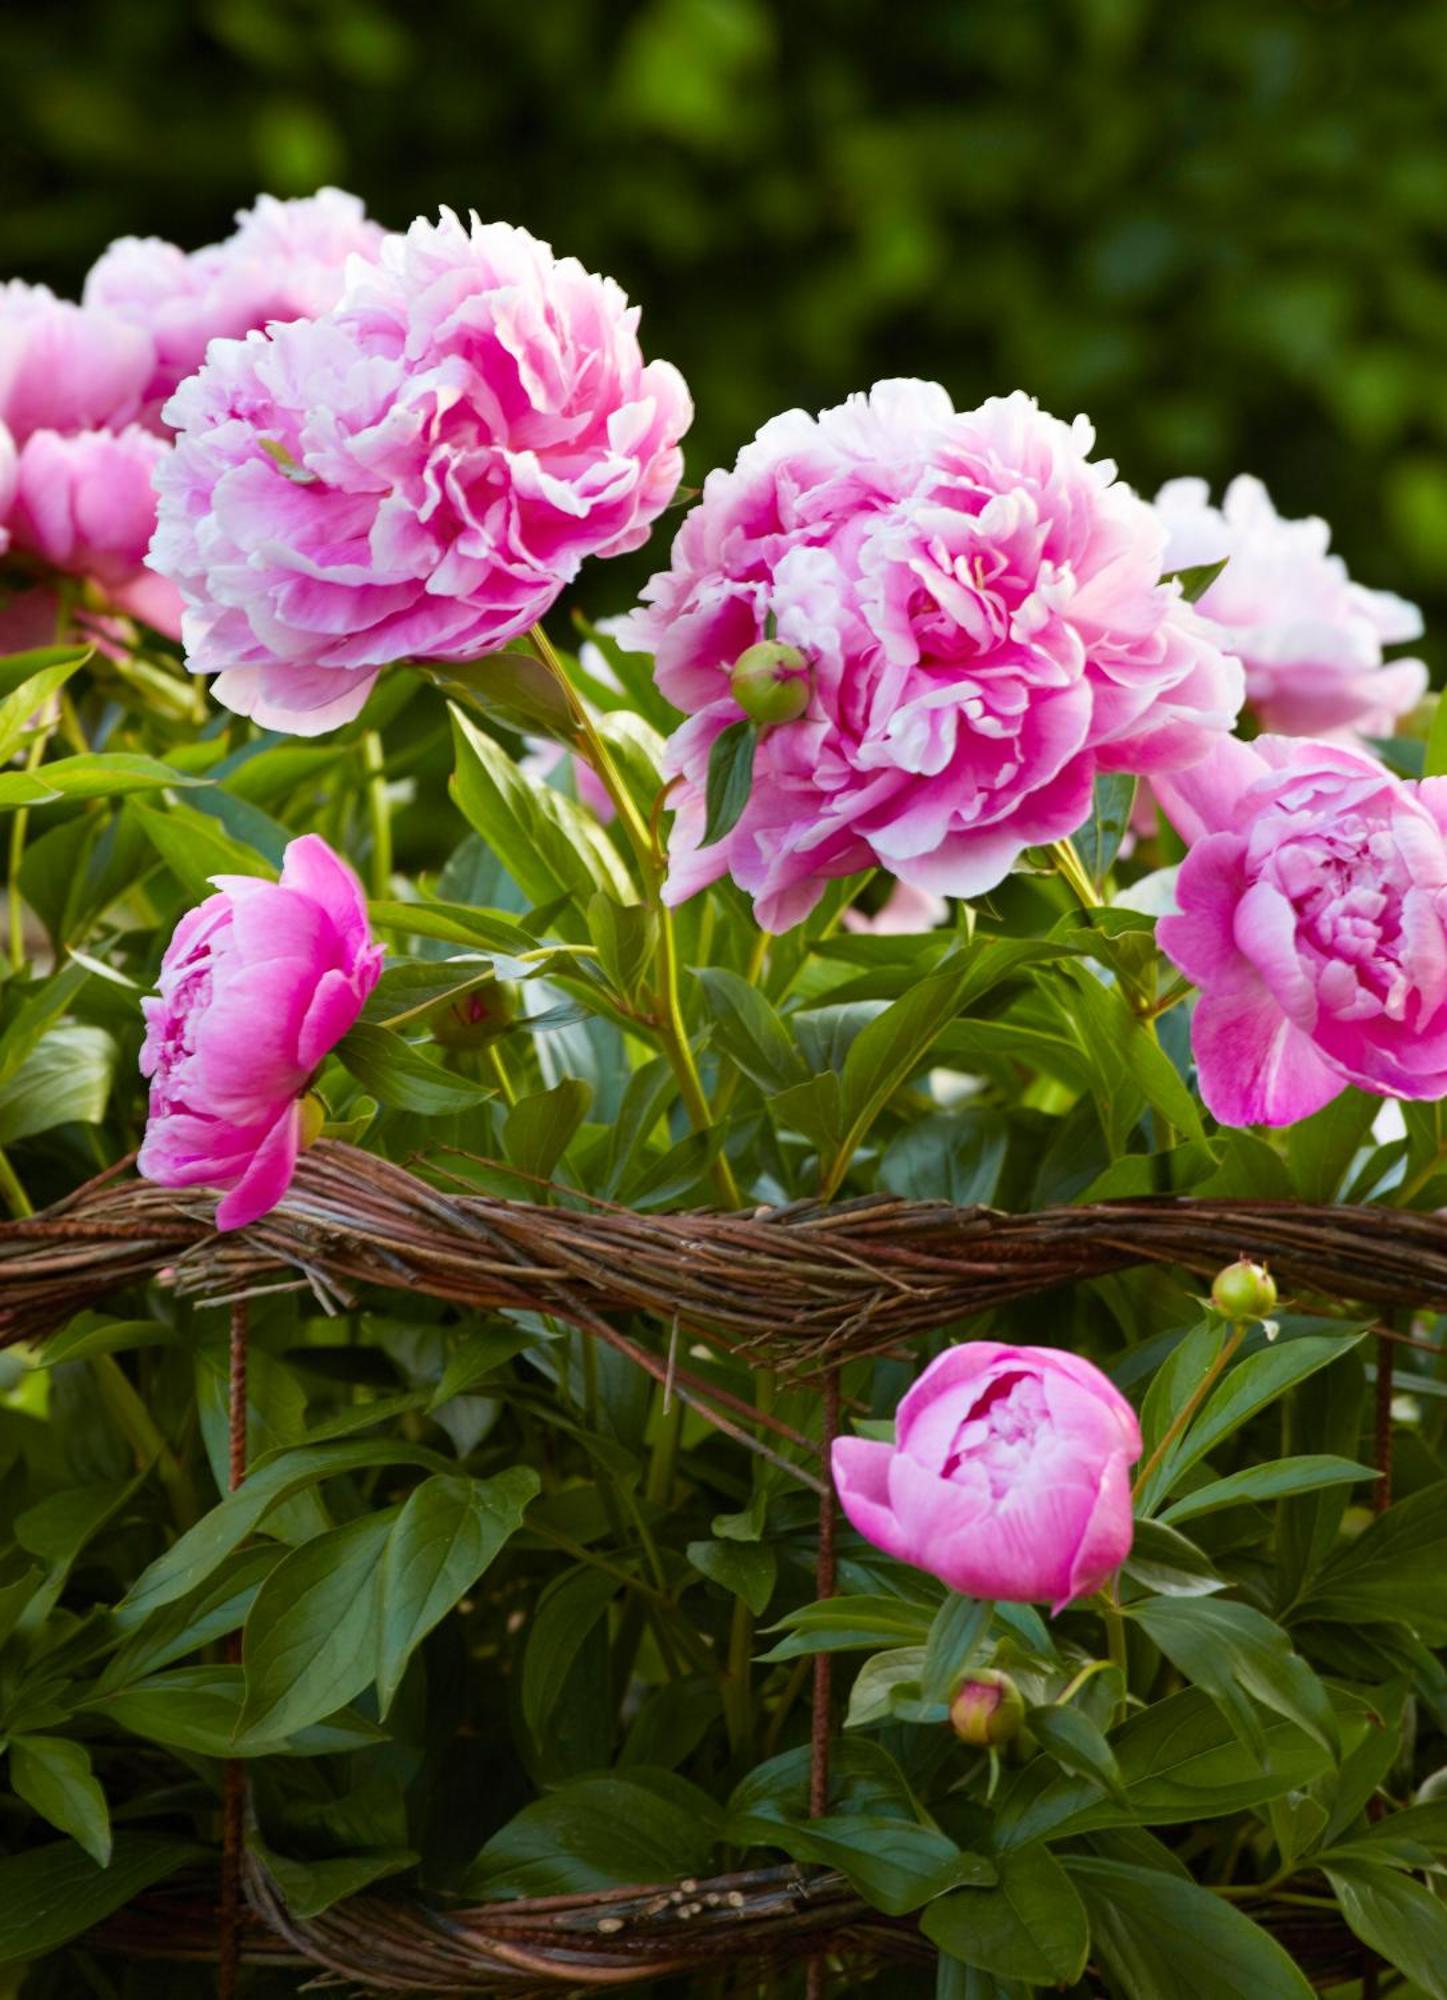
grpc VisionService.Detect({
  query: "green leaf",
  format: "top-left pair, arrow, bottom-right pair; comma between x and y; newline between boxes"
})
0,957 -> 91,1091
756,1593 -> 936,1662
688,1538 -> 777,1616
1324,1861 -> 1447,1999
82,1665 -> 384,1758
588,891 -> 657,1003
522,1566 -> 620,1751
920,1593 -> 992,1705
695,966 -> 808,1093
249,1836 -> 419,1919
745,1813 -> 994,1916
1129,1596 -> 1338,1759
0,1023 -> 115,1142
97,1544 -> 287,1694
119,1439 -> 453,1622
238,1510 -> 397,1744
1050,963 -> 1205,1147
1426,687 -> 1447,780
1162,556 -> 1228,603
0,652 -> 89,765
1072,771 -> 1137,885
130,797 -> 277,897
466,1770 -> 722,1898
879,1108 -> 1009,1204
1068,1856 -> 1315,1998
433,649 -> 579,739
0,1836 -> 204,1965
9,1735 -> 111,1866
1157,1330 -> 1367,1499
1122,1517 -> 1225,1597
504,1077 -> 592,1182
922,1843 -> 1090,1985
1029,1704 -> 1127,1804
1298,1481 -> 1447,1640
0,752 -> 205,809
335,1019 -> 495,1114
368,898 -> 540,956
375,1468 -> 537,1712
449,706 -> 632,934
1161,1455 -> 1377,1527
1286,1088 -> 1379,1202
701,718 -> 756,846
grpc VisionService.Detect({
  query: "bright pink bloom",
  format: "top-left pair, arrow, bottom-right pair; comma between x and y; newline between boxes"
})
832,1341 -> 1140,1612
0,281 -> 154,444
1156,736 -> 1447,1126
0,421 -> 15,552
625,382 -> 1242,932
83,188 -> 386,417
9,426 -> 182,637
1154,476 -> 1426,740
150,209 -> 691,735
139,834 -> 382,1230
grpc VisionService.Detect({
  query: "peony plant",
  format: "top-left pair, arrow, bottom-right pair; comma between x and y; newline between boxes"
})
0,192 -> 1446,2000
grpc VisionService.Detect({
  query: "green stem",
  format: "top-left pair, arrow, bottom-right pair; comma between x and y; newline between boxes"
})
1132,1319 -> 1247,1507
1055,1656 -> 1116,1707
523,624 -> 740,1208
0,1147 -> 32,1219
7,732 -> 51,970
483,1041 -> 517,1107
1048,836 -> 1102,911
361,730 -> 392,899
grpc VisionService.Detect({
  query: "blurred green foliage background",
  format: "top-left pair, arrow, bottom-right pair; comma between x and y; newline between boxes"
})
3,0 -> 1446,668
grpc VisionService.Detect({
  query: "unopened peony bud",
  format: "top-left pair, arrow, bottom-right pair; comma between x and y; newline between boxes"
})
429,979 -> 517,1050
1210,1258 -> 1278,1321
729,640 -> 810,725
949,1669 -> 1024,1748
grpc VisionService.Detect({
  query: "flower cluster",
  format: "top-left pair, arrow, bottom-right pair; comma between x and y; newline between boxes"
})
0,191 -> 386,653
149,209 -> 691,733
623,381 -> 1244,931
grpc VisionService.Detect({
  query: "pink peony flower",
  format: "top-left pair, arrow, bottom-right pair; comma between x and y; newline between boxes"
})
1153,475 -> 1427,740
8,426 -> 182,637
832,1341 -> 1140,1611
0,281 -> 155,444
84,188 -> 386,417
0,420 -> 15,552
138,834 -> 383,1230
1156,736 -> 1447,1126
624,382 -> 1242,932
149,209 -> 691,735
841,880 -> 948,935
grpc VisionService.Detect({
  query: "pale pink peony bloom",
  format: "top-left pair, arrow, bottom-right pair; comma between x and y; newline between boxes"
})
624,382 -> 1243,932
9,426 -> 183,637
832,1341 -> 1141,1611
0,420 -> 15,553
84,188 -> 386,418
138,834 -> 383,1230
150,209 -> 691,735
0,281 -> 155,444
841,880 -> 948,934
1156,736 -> 1447,1127
1153,475 -> 1427,740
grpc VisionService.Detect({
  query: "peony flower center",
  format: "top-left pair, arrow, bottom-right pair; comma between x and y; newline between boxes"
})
1262,810 -> 1424,1023
940,1371 -> 1050,1501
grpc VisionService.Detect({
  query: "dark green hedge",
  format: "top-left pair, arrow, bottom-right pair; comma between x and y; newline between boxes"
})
4,0 -> 1445,668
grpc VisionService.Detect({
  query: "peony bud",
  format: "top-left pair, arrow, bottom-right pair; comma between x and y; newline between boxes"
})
429,979 -> 517,1050
949,1669 -> 1025,1748
1210,1258 -> 1278,1321
729,640 -> 810,725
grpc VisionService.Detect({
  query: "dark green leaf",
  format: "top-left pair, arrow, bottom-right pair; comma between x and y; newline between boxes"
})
0,1836 -> 203,1965
701,718 -> 756,846
9,1735 -> 111,1866
1069,1856 -> 1315,1998
1129,1596 -> 1337,1759
1324,1860 -> 1447,1999
466,1770 -> 721,1898
1162,556 -> 1228,603
922,1843 -> 1090,1985
335,1020 -> 495,1114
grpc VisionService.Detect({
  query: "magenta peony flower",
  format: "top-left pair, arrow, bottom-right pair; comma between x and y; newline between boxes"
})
1156,736 -> 1447,1126
139,834 -> 383,1230
0,281 -> 155,444
624,382 -> 1242,932
85,188 -> 386,418
832,1341 -> 1140,1611
1154,475 -> 1426,741
9,426 -> 182,637
149,209 -> 691,735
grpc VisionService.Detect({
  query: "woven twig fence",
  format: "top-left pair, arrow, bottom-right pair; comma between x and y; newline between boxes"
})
1,1140 -> 1417,1993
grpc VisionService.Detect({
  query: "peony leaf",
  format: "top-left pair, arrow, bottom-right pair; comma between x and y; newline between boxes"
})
701,717 -> 757,847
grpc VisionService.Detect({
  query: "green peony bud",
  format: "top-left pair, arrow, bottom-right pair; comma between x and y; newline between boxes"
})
949,1668 -> 1025,1748
1210,1258 -> 1278,1321
729,640 -> 810,725
429,979 -> 517,1050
